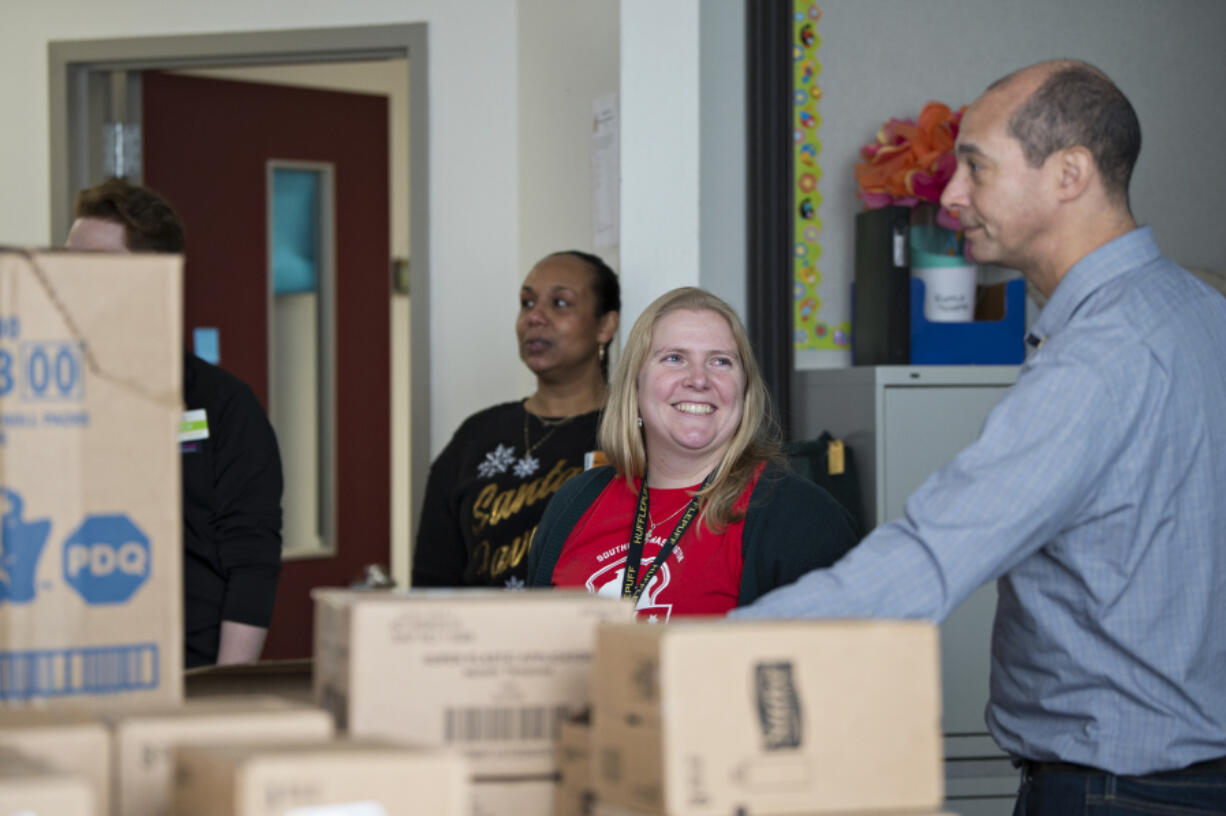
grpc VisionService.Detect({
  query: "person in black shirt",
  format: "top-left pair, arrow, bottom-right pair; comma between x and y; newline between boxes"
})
66,178 -> 283,666
413,251 -> 619,588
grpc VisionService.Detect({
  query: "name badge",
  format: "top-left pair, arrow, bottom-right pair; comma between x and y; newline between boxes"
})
179,408 -> 209,442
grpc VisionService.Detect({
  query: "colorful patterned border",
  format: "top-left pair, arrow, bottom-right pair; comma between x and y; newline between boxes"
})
792,2 -> 849,351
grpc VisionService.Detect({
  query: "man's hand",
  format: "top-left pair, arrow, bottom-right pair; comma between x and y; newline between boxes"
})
216,620 -> 269,665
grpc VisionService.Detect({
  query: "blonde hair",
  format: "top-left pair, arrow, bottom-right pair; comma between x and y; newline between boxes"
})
598,287 -> 781,531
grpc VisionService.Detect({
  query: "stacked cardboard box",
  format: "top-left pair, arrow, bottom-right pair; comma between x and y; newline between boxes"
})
0,249 -> 184,711
556,727 -> 955,816
174,739 -> 470,816
595,803 -> 956,808
589,619 -> 946,816
472,777 -> 559,816
0,251 -> 488,815
0,708 -> 110,814
314,588 -> 636,814
105,696 -> 335,815
0,746 -> 95,815
0,695 -> 349,815
555,716 -> 596,816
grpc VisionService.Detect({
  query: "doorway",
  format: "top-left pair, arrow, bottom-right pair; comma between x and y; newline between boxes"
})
48,24 -> 430,658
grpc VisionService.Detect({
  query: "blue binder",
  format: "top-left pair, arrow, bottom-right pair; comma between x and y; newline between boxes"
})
908,277 -> 1025,364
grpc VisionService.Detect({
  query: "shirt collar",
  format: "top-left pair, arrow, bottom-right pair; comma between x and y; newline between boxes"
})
1031,226 -> 1160,343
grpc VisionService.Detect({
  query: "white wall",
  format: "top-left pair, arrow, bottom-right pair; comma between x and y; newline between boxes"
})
618,0 -> 746,335
0,0 -> 518,460
796,0 -> 1226,367
620,0 -> 702,334
699,0 -> 747,323
618,0 -> 1226,365
8,0 -> 1225,449
516,0 -> 620,397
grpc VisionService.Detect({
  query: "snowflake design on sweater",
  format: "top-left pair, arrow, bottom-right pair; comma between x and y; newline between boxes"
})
513,454 -> 540,479
476,444 -> 517,478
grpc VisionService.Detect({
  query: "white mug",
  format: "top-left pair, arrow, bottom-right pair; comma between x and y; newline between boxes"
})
914,264 -> 977,322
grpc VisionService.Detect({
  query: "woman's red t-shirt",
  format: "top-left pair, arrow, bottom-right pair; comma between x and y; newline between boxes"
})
550,470 -> 761,621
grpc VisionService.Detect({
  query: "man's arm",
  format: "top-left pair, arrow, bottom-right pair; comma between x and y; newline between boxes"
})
733,355 -> 1130,622
216,621 -> 269,665
212,380 -> 284,650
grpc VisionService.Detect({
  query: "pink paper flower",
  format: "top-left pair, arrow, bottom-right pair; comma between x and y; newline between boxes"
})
855,101 -> 965,228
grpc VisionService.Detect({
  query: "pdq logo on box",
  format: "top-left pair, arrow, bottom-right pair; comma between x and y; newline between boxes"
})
0,488 -> 52,603
0,489 -> 150,605
62,515 -> 151,604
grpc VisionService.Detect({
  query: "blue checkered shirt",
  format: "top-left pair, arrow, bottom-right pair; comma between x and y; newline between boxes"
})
733,228 -> 1226,774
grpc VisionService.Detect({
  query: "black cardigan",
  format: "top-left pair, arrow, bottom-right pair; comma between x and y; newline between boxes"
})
525,462 -> 859,607
182,352 -> 283,667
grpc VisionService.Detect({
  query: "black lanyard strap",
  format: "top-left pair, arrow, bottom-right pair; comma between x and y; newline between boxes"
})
620,471 -> 712,602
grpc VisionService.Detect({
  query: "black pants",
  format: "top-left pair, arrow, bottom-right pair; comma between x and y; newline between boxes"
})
1013,757 -> 1226,815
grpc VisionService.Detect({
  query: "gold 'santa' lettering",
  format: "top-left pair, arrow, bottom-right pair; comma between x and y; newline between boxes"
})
470,459 -> 581,533
487,526 -> 536,578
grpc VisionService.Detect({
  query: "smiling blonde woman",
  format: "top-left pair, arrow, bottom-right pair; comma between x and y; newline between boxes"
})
525,287 -> 857,618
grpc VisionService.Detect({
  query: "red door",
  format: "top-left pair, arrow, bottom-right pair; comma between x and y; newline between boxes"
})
142,70 -> 390,659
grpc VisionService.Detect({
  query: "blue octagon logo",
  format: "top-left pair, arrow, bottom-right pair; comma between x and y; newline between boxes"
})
62,515 -> 151,604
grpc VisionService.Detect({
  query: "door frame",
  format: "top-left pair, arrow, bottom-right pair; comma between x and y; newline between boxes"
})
47,24 -> 432,576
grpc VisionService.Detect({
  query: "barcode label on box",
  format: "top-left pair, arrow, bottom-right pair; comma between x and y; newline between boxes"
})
0,643 -> 159,699
443,705 -> 570,743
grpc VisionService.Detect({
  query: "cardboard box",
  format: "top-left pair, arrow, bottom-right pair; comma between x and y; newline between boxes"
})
591,620 -> 943,816
108,695 -> 334,816
185,657 -> 313,704
588,803 -> 951,808
473,777 -> 558,816
314,589 -> 635,776
557,784 -> 596,816
555,717 -> 594,816
0,746 -> 95,815
174,739 -> 469,816
0,707 -> 109,813
0,249 -> 183,709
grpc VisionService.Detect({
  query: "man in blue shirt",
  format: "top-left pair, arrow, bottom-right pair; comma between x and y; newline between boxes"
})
733,60 -> 1226,812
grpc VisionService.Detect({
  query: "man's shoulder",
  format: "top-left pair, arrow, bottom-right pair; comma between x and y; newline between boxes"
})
1071,255 -> 1226,363
184,353 -> 260,410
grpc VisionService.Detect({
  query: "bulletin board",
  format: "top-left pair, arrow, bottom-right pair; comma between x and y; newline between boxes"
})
792,2 -> 849,351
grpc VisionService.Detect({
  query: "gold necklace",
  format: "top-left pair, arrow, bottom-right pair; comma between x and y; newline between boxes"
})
646,496 -> 689,538
522,410 -> 577,458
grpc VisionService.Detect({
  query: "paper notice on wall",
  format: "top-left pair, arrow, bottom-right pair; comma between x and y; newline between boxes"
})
592,93 -> 619,249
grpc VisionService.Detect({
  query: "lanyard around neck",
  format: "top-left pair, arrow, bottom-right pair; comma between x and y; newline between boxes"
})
620,471 -> 712,602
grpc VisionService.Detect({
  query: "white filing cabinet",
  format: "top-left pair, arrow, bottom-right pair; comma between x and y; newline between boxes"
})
792,366 -> 1022,815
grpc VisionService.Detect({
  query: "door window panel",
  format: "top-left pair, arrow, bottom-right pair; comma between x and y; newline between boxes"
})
269,162 -> 337,558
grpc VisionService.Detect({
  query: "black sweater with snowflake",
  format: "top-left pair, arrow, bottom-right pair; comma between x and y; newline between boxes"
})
412,400 -> 602,588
